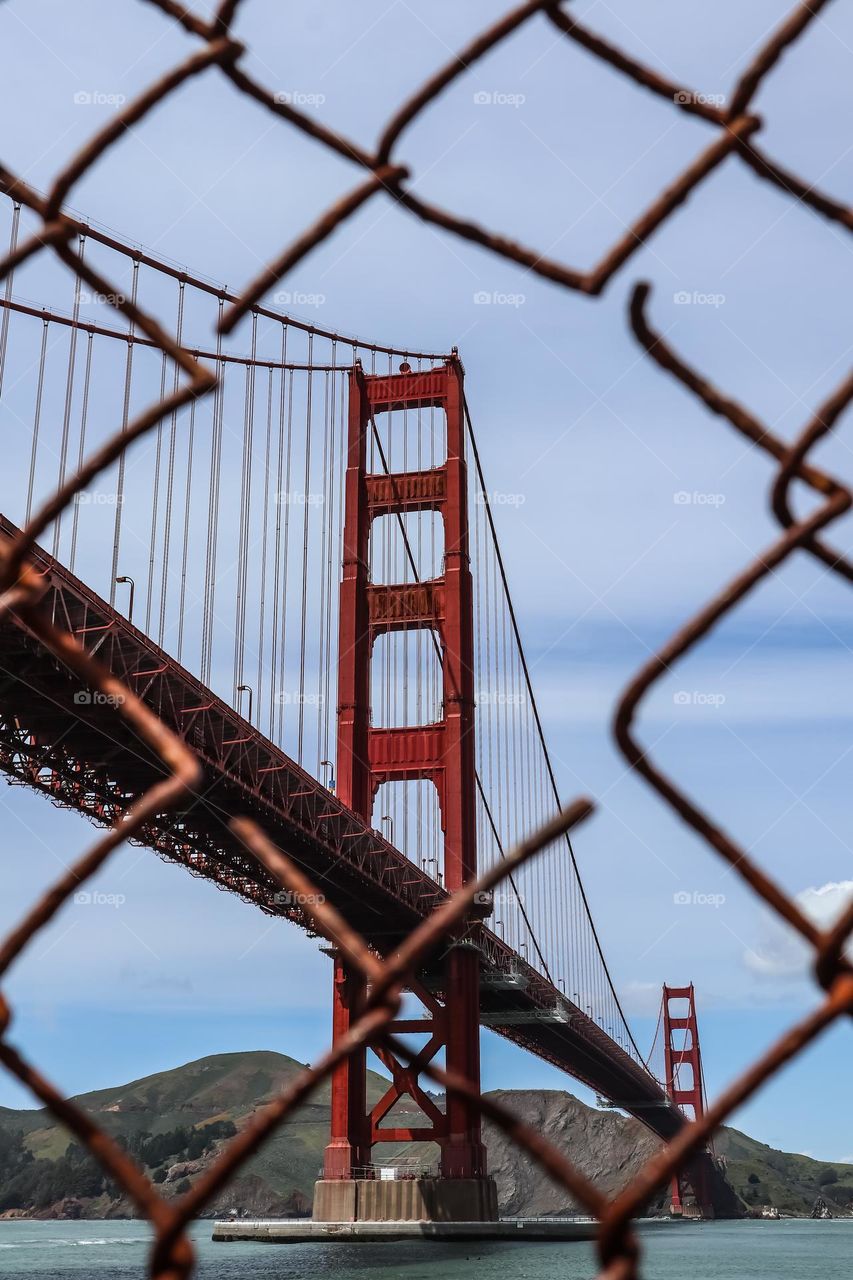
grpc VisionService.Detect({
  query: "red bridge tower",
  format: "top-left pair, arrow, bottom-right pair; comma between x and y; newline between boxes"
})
662,982 -> 713,1218
313,356 -> 497,1223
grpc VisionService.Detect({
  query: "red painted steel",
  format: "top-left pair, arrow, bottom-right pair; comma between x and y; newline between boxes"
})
663,983 -> 710,1214
324,952 -> 370,1177
326,358 -> 485,1180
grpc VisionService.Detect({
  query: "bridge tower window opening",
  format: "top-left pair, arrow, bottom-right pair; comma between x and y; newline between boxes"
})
370,629 -> 443,730
369,509 -> 445,586
372,779 -> 445,884
367,402 -> 447,476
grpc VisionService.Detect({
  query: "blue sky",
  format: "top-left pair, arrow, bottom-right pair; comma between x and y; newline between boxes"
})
0,0 -> 852,1163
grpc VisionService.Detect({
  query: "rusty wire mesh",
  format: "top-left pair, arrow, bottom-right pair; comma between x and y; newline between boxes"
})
1,1 -> 853,1277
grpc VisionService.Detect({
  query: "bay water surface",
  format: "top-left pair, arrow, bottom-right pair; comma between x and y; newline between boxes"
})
0,1218 -> 850,1278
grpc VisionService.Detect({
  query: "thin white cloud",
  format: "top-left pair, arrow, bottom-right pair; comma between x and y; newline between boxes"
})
745,881 -> 853,978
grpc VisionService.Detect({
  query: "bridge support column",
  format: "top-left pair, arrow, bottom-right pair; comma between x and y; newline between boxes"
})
442,945 -> 487,1179
663,983 -> 714,1218
314,356 -> 496,1223
322,951 -> 369,1181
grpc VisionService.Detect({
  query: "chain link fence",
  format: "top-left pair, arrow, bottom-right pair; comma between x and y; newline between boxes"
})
1,2 -> 852,1276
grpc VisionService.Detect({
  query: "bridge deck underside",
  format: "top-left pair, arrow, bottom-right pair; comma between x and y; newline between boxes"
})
0,517 -> 687,1148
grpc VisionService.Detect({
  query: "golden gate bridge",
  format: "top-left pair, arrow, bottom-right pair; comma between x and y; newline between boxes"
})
0,191 -> 735,1221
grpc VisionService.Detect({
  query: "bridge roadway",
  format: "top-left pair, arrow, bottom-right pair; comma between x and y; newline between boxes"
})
0,514 -> 682,1143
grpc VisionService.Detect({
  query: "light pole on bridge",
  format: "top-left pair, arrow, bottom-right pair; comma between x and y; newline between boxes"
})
237,684 -> 253,724
115,575 -> 134,622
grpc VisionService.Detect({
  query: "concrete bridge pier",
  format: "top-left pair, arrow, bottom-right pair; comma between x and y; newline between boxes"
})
312,1175 -> 499,1224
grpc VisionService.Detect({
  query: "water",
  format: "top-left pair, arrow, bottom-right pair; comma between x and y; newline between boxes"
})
0,1219 -> 850,1278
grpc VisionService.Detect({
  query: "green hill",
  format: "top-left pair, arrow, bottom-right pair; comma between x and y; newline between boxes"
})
0,1051 -> 420,1219
714,1127 -> 853,1216
0,1051 -> 849,1219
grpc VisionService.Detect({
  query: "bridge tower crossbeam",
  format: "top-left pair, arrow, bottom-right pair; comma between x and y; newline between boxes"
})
316,357 -> 497,1223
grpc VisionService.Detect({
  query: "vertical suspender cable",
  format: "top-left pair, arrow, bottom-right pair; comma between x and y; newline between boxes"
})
0,203 -> 21,397
319,361 -> 332,767
234,314 -> 258,705
202,298 -> 226,685
323,345 -> 339,768
53,235 -> 86,558
276,366 -> 294,744
269,324 -> 288,738
69,333 -> 94,571
316,370 -> 330,772
257,365 -> 274,720
146,352 -> 169,634
177,390 -> 197,663
158,279 -> 186,644
26,319 -> 50,525
297,335 -> 313,764
110,259 -> 140,606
